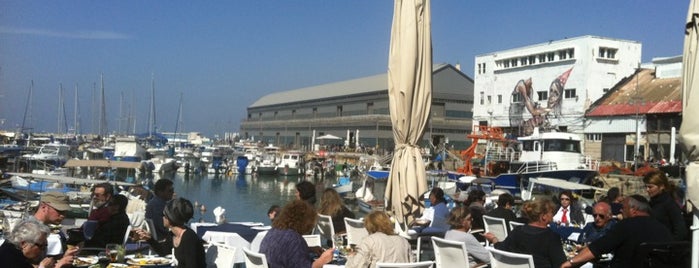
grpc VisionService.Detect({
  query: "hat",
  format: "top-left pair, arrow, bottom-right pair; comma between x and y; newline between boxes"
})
41,191 -> 71,212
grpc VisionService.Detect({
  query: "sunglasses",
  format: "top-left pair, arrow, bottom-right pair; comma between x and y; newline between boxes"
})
45,203 -> 67,216
593,214 -> 606,219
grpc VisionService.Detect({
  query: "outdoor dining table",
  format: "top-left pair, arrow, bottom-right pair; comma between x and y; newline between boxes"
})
193,222 -> 267,243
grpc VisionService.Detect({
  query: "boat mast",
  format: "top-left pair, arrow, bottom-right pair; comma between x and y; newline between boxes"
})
74,83 -> 80,136
147,74 -> 156,138
99,73 -> 108,137
119,91 -> 124,134
20,80 -> 34,135
174,92 -> 184,144
58,83 -> 68,135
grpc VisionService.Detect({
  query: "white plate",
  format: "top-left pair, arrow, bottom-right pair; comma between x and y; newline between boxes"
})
125,256 -> 172,267
73,256 -> 98,267
251,226 -> 272,230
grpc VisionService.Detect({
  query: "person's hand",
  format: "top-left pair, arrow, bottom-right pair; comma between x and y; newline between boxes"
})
134,229 -> 152,241
319,248 -> 334,264
39,257 -> 56,268
560,260 -> 573,268
483,232 -> 498,244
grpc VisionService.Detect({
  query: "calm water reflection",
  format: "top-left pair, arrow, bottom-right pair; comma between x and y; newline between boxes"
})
166,173 -> 361,224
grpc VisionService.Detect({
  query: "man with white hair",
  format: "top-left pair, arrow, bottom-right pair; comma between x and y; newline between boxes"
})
0,220 -> 55,268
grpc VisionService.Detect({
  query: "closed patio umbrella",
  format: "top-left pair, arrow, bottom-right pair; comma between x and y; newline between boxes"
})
385,0 -> 432,224
680,0 -> 699,266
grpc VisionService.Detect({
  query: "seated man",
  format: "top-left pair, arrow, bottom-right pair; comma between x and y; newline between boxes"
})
410,187 -> 450,235
85,194 -> 130,248
579,202 -> 616,244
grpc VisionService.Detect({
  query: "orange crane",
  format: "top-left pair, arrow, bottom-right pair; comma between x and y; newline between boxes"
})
457,125 -> 508,175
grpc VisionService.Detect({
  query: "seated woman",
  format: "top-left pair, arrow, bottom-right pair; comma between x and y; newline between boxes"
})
137,197 -> 206,268
260,200 -> 334,268
0,220 -> 54,268
411,187 -> 450,235
444,206 -> 490,267
484,198 -> 566,268
345,211 -> 413,268
318,188 -> 355,235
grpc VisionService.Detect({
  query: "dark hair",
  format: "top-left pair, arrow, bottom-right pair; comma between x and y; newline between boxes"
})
605,187 -> 620,202
465,189 -> 486,206
92,182 -> 114,196
153,179 -> 174,194
559,190 -> 574,202
430,187 -> 446,205
447,206 -> 471,229
110,194 -> 128,213
296,181 -> 317,204
496,193 -> 515,207
267,205 -> 280,215
163,197 -> 194,227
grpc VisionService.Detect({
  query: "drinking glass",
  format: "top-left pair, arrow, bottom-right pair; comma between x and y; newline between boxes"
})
106,243 -> 119,262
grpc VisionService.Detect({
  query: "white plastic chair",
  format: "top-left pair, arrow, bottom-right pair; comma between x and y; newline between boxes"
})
376,260 -> 434,268
202,231 -> 250,264
205,242 -> 236,268
145,218 -> 159,241
122,225 -> 132,246
315,213 -> 336,247
242,247 -> 269,268
487,247 -> 535,268
250,231 -> 268,252
482,215 -> 508,246
508,221 -> 525,231
431,236 -> 469,268
344,217 -> 369,245
303,234 -> 322,247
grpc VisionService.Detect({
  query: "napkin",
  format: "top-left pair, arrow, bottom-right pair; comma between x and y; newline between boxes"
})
213,206 -> 226,224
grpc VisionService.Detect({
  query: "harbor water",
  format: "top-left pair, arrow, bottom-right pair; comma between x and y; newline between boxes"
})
167,173 -> 363,224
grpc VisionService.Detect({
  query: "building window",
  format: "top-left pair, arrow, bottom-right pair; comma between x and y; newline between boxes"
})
586,133 -> 602,141
312,107 -> 317,118
511,59 -> 518,67
367,102 -> 374,114
258,112 -> 262,118
603,88 -> 609,93
547,52 -> 555,61
559,50 -> 568,60
497,94 -> 502,104
291,109 -> 296,119
539,54 -> 546,63
337,106 -> 343,117
274,111 -> 278,119
480,92 -> 484,105
564,88 -> 577,99
521,57 -> 528,66
487,95 -> 492,105
512,92 -> 522,103
599,47 -> 618,59
483,63 -> 486,72
503,61 -> 510,68
537,91 -> 548,100
529,55 -> 536,64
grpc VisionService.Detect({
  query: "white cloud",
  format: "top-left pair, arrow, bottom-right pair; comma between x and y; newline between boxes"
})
0,26 -> 131,40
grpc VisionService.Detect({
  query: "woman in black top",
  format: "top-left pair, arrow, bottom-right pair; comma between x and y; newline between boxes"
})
643,170 -> 688,241
318,188 -> 355,234
484,198 -> 566,268
138,197 -> 206,268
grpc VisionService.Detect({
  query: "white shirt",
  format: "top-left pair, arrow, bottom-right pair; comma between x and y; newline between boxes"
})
552,206 -> 571,224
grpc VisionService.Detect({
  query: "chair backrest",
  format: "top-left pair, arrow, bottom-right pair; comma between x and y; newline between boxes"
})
482,215 -> 508,244
508,221 -> 525,231
205,242 -> 236,268
431,236 -> 468,268
316,214 -> 336,246
376,261 -> 434,268
122,225 -> 132,246
145,218 -> 158,241
634,241 -> 691,268
487,247 -> 535,268
344,217 -> 369,245
303,234 -> 322,248
242,247 -> 269,268
250,231 -> 268,252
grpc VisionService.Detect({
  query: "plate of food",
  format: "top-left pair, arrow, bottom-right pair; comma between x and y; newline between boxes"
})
125,256 -> 172,267
73,256 -> 99,267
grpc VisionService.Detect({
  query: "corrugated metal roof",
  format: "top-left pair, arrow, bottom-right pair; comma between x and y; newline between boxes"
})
586,69 -> 682,117
250,63 -> 450,108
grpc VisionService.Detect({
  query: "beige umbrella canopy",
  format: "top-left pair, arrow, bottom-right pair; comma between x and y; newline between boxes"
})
680,0 -> 699,264
385,0 -> 432,224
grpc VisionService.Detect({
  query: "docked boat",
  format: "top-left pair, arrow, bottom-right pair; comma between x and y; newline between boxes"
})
356,172 -> 388,213
454,126 -> 599,195
20,142 -> 71,174
256,145 -> 280,175
277,151 -> 304,176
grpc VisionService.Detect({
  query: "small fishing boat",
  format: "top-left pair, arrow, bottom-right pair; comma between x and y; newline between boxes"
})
277,151 -> 304,176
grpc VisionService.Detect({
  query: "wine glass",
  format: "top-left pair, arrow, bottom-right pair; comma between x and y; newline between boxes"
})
106,244 -> 119,262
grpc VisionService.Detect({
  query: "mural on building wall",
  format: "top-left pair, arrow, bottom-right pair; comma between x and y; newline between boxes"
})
509,67 -> 573,136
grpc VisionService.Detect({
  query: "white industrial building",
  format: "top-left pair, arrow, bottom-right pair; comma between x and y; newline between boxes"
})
472,35 -> 642,137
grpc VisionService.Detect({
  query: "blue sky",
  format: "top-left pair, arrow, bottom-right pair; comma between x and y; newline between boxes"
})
0,1 -> 689,137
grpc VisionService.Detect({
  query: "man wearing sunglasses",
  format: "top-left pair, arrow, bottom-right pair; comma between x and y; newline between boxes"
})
579,202 -> 615,245
30,191 -> 79,268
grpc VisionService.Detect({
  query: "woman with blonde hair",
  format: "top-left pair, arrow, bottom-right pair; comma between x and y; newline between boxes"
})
484,198 -> 566,268
643,170 -> 687,240
345,211 -> 413,268
318,188 -> 355,234
260,200 -> 333,268
444,206 -> 490,267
